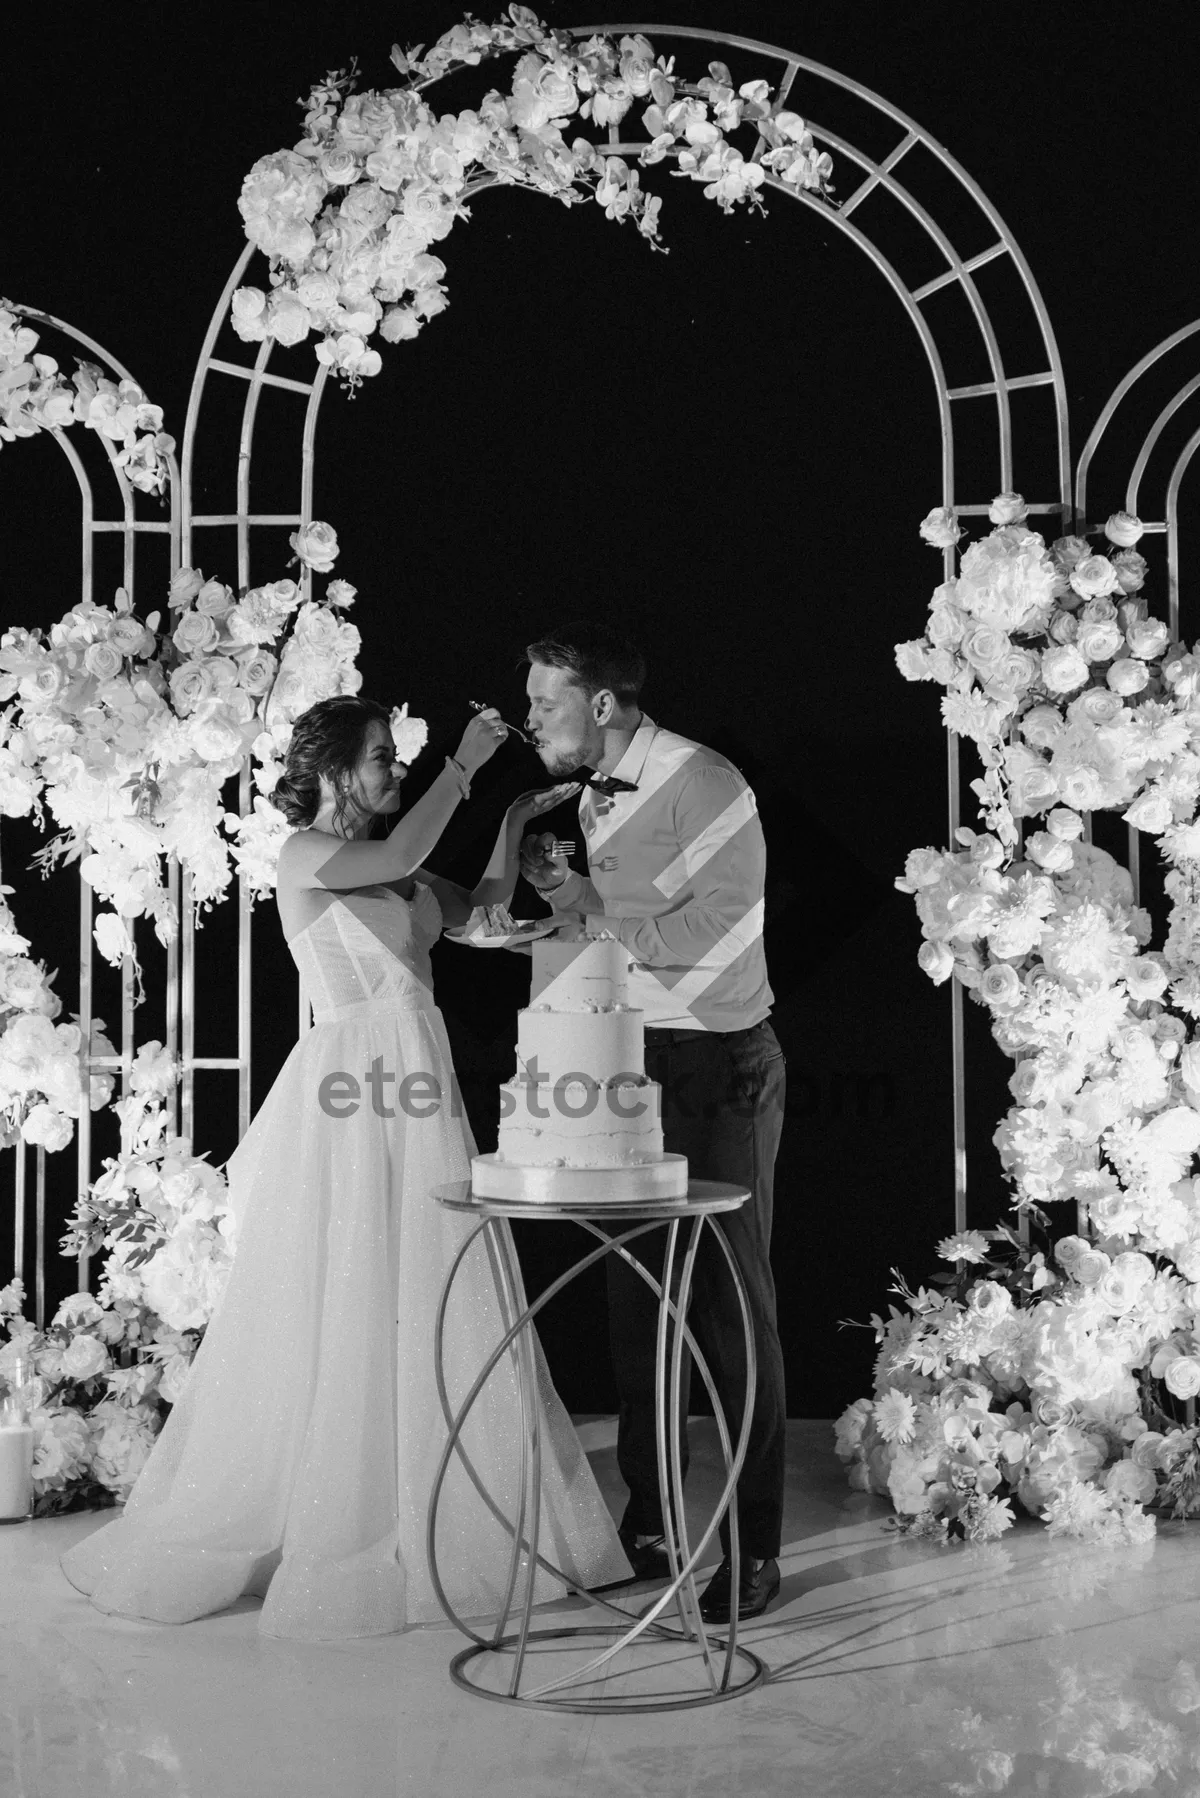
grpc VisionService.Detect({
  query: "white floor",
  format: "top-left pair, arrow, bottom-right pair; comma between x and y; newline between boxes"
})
5,1420 -> 1200,1796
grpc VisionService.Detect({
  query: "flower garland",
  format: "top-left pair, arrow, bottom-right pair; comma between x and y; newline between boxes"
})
836,499 -> 1200,1544
0,304 -> 173,497
232,7 -> 834,383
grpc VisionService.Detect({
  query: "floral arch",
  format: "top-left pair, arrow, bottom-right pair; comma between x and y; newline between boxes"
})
183,12 -> 1073,1231
2,8 -> 1091,1509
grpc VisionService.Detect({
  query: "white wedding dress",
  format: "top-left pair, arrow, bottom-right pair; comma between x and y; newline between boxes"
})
61,879 -> 629,1638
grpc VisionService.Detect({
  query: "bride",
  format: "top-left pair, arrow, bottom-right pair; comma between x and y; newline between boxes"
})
61,695 -> 631,1638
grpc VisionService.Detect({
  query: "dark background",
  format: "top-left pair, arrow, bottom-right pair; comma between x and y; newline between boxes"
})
4,0 -> 1199,1414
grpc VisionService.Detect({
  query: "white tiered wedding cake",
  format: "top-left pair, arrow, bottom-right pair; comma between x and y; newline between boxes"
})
470,931 -> 689,1203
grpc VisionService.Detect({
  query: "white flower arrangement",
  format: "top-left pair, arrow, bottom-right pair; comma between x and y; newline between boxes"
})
232,8 -> 835,384
0,882 -> 116,1151
0,1272 -> 191,1511
0,304 -> 173,496
0,521 -> 387,968
840,500 -> 1200,1544
0,1040 -> 240,1509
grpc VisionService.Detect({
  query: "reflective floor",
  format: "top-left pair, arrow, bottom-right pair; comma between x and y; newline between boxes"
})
5,1420 -> 1200,1796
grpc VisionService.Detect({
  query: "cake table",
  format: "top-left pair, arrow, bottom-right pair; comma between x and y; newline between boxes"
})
428,1178 -> 767,1713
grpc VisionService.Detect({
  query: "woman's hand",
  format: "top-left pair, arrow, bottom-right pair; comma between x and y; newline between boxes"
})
454,707 -> 508,775
506,782 -> 581,830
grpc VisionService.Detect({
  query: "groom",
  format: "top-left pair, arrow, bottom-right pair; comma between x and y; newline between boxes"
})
518,622 -> 787,1622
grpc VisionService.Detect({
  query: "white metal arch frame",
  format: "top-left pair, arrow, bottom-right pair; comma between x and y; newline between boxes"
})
1076,320 -> 1200,642
1071,322 -> 1200,915
182,21 -> 1075,1234
3,306 -> 181,1321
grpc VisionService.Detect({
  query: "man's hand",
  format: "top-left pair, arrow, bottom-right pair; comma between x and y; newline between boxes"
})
521,831 -> 570,891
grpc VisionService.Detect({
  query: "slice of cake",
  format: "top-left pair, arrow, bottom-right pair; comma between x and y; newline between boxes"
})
470,932 -> 689,1202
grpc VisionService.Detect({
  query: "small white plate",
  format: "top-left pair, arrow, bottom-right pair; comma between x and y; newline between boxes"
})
444,918 -> 561,950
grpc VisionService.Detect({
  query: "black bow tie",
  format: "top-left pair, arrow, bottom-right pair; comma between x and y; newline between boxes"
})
578,770 -> 638,795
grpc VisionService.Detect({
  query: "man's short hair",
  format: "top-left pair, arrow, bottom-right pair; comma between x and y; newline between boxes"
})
524,621 -> 647,708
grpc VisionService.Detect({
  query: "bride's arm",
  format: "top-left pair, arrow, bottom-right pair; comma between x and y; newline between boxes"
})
415,783 -> 581,929
465,784 -> 581,912
280,712 -> 506,892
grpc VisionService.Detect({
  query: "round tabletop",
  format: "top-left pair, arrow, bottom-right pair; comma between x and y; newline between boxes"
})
433,1177 -> 750,1222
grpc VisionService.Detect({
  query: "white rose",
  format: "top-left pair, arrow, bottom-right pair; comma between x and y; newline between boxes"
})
1107,657 -> 1149,696
1069,554 -> 1121,600
1103,1458 -> 1157,1505
109,615 -> 153,657
1126,617 -> 1168,660
169,568 -> 204,609
1112,1251 -> 1154,1290
1071,686 -> 1125,725
980,963 -> 1022,1007
926,600 -> 966,649
266,292 -> 312,349
1180,1044 -> 1200,1091
1026,831 -> 1073,873
1020,705 -> 1065,750
189,706 -> 244,764
1054,1234 -> 1089,1273
1073,1248 -> 1111,1287
172,611 -> 219,656
1075,618 -> 1123,663
1104,511 -> 1144,548
1046,610 -> 1079,644
235,648 -> 278,695
918,941 -> 955,985
918,506 -> 962,549
230,287 -> 269,343
1112,550 -> 1149,594
988,492 -> 1028,525
83,641 -> 125,681
968,1280 -> 1012,1321
962,624 -> 1010,675
319,145 -> 359,184
20,1103 -> 73,1152
2,958 -> 48,1010
1096,1267 -> 1139,1314
1163,1356 -> 1200,1399
288,521 -> 339,573
60,1333 -> 110,1383
1047,807 -> 1084,841
1125,957 -> 1169,1000
380,305 -> 421,343
195,579 -> 234,619
169,660 -> 214,714
1040,644 -> 1089,693
895,641 -> 934,681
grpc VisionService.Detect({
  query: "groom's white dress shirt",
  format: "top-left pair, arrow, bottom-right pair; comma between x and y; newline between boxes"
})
543,715 -> 772,1032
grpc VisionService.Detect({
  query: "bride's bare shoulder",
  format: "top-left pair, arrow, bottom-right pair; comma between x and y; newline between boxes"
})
277,827 -> 329,886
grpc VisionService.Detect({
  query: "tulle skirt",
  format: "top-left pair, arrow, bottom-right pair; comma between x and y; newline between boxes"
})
60,1001 -> 628,1638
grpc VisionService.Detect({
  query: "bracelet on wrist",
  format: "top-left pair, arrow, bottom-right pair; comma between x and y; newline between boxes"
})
445,755 -> 472,800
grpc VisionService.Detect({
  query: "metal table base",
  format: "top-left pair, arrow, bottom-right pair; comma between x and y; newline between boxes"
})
430,1180 -> 766,1713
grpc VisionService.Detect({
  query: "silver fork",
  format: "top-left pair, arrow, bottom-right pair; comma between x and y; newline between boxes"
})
468,699 -> 537,745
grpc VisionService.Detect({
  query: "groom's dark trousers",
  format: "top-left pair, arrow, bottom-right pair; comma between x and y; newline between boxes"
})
606,1016 -> 787,1560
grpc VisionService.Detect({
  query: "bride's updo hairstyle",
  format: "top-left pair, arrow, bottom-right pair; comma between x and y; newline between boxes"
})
271,695 -> 394,832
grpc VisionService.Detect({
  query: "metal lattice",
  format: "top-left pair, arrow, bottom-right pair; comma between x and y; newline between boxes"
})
185,23 -> 1073,1234
3,306 -> 181,1321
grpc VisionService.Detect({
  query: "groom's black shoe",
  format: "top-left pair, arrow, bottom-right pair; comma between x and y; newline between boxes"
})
614,1521 -> 672,1584
698,1555 -> 780,1623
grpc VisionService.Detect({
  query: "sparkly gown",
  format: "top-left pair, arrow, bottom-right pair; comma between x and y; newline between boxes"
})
61,879 -> 629,1638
